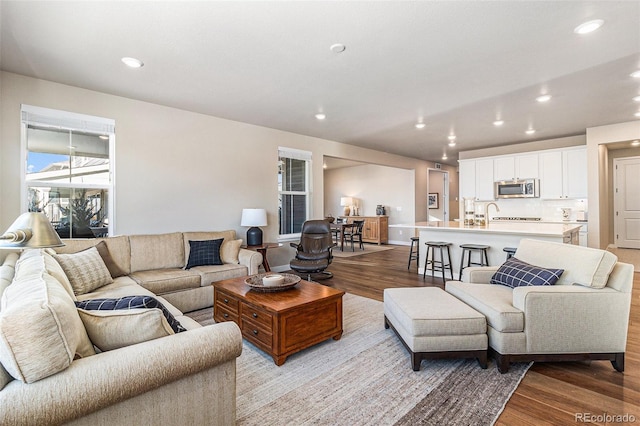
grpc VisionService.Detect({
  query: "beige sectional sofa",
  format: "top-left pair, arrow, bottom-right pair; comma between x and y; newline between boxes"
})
0,230 -> 262,425
445,239 -> 634,373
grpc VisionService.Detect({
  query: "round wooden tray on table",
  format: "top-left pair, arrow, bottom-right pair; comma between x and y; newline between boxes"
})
245,273 -> 301,292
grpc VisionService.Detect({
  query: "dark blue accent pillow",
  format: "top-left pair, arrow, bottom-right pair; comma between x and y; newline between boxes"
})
185,239 -> 223,269
490,257 -> 564,288
74,296 -> 186,333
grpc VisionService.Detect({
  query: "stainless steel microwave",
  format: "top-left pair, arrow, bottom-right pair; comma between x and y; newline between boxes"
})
494,179 -> 539,199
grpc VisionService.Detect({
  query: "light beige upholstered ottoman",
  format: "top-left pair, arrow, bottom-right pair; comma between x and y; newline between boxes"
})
384,287 -> 488,371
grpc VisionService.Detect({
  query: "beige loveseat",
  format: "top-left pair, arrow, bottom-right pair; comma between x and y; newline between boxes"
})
0,230 -> 261,425
445,239 -> 634,373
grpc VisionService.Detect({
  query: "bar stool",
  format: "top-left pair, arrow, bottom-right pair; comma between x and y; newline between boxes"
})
407,236 -> 420,270
458,244 -> 490,280
503,247 -> 517,260
422,241 -> 454,284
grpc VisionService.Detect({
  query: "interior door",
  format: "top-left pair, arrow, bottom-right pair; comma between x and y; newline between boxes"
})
614,157 -> 640,249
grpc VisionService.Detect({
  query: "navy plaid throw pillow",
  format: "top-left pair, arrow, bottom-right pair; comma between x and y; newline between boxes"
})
185,239 -> 223,269
75,296 -> 186,333
490,257 -> 564,288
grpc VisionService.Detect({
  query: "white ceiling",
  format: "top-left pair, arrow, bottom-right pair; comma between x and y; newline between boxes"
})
1,1 -> 639,165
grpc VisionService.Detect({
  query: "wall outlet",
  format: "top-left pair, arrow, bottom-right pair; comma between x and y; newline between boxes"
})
399,230 -> 403,235
396,206 -> 402,212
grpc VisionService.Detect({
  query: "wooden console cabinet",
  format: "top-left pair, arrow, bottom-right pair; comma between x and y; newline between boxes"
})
341,215 -> 388,245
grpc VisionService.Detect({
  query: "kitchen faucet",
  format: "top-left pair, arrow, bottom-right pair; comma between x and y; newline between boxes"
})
485,202 -> 500,223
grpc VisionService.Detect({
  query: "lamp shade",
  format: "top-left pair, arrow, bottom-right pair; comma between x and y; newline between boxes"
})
0,212 -> 64,249
340,197 -> 353,207
241,209 -> 267,227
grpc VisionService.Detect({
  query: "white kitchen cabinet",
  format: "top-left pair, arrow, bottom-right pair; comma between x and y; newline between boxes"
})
539,151 -> 564,198
475,158 -> 495,200
494,154 -> 539,181
563,148 -> 587,199
459,160 -> 476,199
578,224 -> 588,247
539,147 -> 587,199
458,158 -> 495,201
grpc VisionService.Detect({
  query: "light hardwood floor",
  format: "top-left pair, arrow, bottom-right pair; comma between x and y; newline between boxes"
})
319,244 -> 640,425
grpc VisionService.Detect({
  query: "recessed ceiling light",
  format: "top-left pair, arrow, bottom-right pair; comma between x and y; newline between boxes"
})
635,111 -> 640,117
536,94 -> 552,103
631,70 -> 640,78
329,43 -> 346,53
493,120 -> 504,126
448,141 -> 456,147
633,96 -> 640,102
631,140 -> 640,147
447,135 -> 456,141
415,122 -> 426,129
574,19 -> 604,35
525,129 -> 536,135
121,57 -> 144,68
315,113 -> 326,120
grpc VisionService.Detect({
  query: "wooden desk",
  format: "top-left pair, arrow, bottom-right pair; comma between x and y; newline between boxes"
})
213,277 -> 344,365
242,242 -> 282,272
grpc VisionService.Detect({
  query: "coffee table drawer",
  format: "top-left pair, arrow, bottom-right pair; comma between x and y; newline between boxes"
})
241,320 -> 273,348
214,303 -> 238,324
215,288 -> 239,313
241,303 -> 273,330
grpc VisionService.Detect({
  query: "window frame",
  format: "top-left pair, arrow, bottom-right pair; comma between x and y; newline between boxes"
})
278,147 -> 312,240
20,105 -> 116,238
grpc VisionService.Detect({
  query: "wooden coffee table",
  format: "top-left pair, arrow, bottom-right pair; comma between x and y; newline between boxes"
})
213,276 -> 344,365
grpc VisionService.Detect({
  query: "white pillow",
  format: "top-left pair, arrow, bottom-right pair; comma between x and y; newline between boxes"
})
77,309 -> 174,351
54,247 -> 113,295
221,239 -> 243,264
0,273 -> 95,383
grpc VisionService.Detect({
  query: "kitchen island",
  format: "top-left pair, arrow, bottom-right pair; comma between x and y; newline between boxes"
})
391,221 -> 583,278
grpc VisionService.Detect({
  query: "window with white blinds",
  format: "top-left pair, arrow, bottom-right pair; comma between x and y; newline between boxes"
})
21,105 -> 115,239
278,147 -> 311,238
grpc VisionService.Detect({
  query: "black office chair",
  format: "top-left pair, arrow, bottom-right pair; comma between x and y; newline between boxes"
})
289,220 -> 337,281
344,219 -> 365,251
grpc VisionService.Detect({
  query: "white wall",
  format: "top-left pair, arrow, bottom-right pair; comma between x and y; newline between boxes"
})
0,71 -> 441,267
323,164 -> 415,243
587,120 -> 640,248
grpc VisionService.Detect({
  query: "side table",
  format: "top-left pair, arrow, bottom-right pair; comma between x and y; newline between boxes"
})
242,242 -> 282,272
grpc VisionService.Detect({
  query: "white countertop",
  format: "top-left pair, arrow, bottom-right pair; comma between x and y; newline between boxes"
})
390,221 -> 582,237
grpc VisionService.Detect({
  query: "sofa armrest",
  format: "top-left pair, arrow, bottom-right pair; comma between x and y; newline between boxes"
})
462,266 -> 499,283
0,322 -> 242,425
238,248 -> 262,275
512,286 -> 632,353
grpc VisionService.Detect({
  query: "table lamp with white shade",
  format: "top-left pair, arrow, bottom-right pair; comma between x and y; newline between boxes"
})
340,197 -> 353,217
241,208 -> 267,246
0,212 -> 64,249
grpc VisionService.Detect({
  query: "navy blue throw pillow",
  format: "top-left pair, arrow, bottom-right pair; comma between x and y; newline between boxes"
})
75,295 -> 186,333
490,257 -> 564,288
185,239 -> 223,269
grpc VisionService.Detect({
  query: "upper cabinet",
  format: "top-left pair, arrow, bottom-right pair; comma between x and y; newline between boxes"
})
459,158 -> 494,201
539,147 -> 587,199
494,154 -> 539,181
460,146 -> 587,201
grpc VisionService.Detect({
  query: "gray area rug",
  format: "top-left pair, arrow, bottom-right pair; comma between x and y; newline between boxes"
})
188,293 -> 530,426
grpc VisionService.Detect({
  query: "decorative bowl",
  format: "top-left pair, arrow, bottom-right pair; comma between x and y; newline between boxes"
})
245,273 -> 301,292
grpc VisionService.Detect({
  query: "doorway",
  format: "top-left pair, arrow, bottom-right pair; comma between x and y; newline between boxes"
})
614,156 -> 640,249
427,168 -> 449,222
